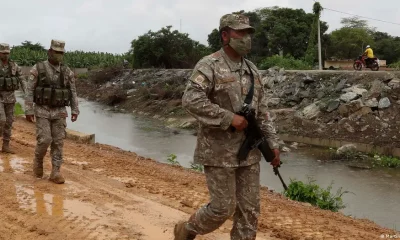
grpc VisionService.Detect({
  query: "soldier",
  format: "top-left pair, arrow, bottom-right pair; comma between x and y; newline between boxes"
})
0,43 -> 27,153
175,14 -> 281,240
25,39 -> 80,184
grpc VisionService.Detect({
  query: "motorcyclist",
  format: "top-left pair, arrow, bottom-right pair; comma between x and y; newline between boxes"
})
363,45 -> 374,66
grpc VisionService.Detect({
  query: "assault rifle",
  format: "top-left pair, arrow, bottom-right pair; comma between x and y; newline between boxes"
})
231,60 -> 288,190
231,103 -> 288,191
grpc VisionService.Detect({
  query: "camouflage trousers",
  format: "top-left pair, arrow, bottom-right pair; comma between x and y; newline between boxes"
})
186,162 -> 260,240
35,117 -> 66,167
0,102 -> 15,141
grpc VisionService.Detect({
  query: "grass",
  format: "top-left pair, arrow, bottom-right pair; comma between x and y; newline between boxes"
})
14,102 -> 24,116
372,155 -> 400,168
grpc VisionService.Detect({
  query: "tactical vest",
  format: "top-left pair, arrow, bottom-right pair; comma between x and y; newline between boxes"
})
33,62 -> 71,107
0,61 -> 20,91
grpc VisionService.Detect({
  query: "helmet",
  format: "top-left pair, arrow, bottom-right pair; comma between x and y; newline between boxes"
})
366,45 -> 370,48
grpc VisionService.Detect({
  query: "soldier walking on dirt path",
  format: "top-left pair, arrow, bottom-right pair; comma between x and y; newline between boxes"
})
0,43 -> 27,154
24,39 -> 80,184
175,13 -> 281,240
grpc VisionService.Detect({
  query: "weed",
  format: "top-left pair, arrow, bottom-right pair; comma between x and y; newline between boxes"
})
190,161 -> 204,172
14,102 -> 24,115
167,154 -> 180,166
372,155 -> 400,168
284,176 -> 351,212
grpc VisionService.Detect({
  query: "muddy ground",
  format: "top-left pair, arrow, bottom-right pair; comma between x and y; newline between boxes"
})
0,117 -> 397,240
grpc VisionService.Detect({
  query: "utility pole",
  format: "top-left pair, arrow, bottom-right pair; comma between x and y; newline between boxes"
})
318,17 -> 322,70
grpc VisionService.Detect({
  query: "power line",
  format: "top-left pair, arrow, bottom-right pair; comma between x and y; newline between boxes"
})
322,7 -> 400,26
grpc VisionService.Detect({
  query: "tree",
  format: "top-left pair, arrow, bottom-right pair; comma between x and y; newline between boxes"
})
373,32 -> 400,64
207,29 -> 220,52
328,27 -> 373,59
13,40 -> 46,52
130,26 -> 211,68
340,17 -> 369,29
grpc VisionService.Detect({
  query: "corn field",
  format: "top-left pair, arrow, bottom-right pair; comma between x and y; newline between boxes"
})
10,48 -> 126,68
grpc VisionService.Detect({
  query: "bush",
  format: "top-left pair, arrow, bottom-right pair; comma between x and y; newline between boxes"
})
259,55 -> 313,70
284,177 -> 350,212
373,155 -> 400,168
388,61 -> 400,70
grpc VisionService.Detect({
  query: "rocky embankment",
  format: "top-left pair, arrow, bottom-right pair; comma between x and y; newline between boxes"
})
76,67 -> 400,149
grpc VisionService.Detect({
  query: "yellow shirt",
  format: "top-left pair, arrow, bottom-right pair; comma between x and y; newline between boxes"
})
364,48 -> 374,58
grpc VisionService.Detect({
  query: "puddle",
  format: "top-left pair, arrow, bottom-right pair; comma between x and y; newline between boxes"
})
0,156 -> 27,173
14,183 -> 121,239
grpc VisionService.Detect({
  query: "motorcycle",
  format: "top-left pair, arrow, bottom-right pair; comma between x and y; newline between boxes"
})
353,55 -> 379,71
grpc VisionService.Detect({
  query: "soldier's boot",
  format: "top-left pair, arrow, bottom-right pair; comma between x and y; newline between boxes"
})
2,140 -> 15,154
33,158 -> 44,178
49,165 -> 65,184
174,221 -> 197,240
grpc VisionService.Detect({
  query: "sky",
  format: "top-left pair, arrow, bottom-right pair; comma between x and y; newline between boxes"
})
1,0 -> 399,54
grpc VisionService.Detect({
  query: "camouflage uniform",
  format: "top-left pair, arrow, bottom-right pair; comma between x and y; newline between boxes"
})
175,14 -> 280,240
0,43 -> 27,153
25,39 -> 79,184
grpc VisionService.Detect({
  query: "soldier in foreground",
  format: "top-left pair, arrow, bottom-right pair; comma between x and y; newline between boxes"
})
0,43 -> 26,153
175,14 -> 281,240
25,39 -> 80,184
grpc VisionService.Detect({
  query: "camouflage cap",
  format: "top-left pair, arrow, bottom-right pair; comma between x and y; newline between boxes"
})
219,14 -> 255,33
0,43 -> 11,53
50,39 -> 65,52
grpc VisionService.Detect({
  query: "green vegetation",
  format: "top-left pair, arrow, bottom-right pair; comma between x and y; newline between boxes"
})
167,154 -> 180,166
259,55 -> 312,70
190,162 -> 204,172
373,155 -> 400,168
10,41 -> 125,68
284,177 -> 350,212
129,26 -> 211,69
14,102 -> 24,116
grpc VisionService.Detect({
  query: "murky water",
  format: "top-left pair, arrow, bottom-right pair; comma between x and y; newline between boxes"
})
15,94 -> 400,230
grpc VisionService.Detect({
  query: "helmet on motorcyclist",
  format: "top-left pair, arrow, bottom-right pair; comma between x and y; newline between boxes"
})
366,45 -> 370,48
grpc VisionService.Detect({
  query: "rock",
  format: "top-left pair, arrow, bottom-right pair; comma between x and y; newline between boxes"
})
340,92 -> 358,103
326,100 -> 340,113
388,78 -> 400,89
299,90 -> 310,98
302,102 -> 321,120
378,97 -> 391,109
381,122 -> 389,129
335,79 -> 347,92
268,98 -> 280,107
317,91 -> 325,99
349,107 -> 372,121
365,98 -> 378,108
343,123 -> 355,133
338,100 -> 363,117
303,75 -> 314,84
368,80 -> 385,99
343,85 -> 368,96
290,142 -> 298,149
282,146 -> 291,152
337,144 -> 357,155
361,125 -> 369,132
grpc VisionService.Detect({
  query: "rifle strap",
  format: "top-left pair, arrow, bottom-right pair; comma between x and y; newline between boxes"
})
243,59 -> 255,105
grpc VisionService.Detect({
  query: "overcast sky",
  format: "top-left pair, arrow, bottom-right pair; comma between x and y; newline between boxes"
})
1,0 -> 399,54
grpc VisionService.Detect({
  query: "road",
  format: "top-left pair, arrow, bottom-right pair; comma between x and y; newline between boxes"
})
0,117 -> 396,240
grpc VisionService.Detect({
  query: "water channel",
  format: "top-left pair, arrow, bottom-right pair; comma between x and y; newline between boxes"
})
16,94 -> 400,230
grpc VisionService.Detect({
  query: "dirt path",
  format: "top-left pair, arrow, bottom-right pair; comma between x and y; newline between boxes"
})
0,117 -> 396,240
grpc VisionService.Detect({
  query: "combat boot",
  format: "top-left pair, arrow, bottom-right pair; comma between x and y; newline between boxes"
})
33,158 -> 44,178
2,140 -> 15,154
49,165 -> 65,184
174,221 -> 196,240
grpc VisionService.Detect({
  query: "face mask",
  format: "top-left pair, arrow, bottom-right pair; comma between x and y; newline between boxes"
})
49,52 -> 64,64
229,34 -> 251,56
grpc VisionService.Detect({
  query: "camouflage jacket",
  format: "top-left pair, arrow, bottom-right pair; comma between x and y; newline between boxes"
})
0,61 -> 26,103
182,48 -> 280,167
25,60 -> 80,119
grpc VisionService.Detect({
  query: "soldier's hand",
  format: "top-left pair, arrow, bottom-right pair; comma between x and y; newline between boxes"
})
25,115 -> 34,122
271,149 -> 281,168
71,114 -> 78,122
231,114 -> 248,131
